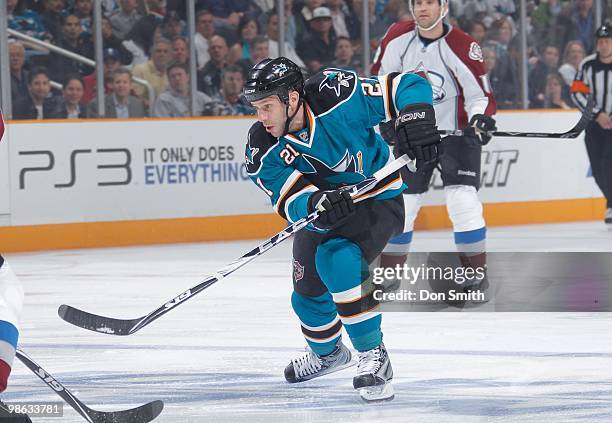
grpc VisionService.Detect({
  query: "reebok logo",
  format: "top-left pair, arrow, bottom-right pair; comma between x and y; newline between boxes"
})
458,169 -> 476,177
400,112 -> 426,123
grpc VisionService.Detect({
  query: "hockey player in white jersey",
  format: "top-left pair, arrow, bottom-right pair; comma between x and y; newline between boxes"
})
0,113 -> 31,422
372,0 -> 497,294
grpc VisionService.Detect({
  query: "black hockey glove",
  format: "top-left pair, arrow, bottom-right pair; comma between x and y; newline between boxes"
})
395,103 -> 442,171
308,189 -> 356,230
464,114 -> 497,145
379,120 -> 397,145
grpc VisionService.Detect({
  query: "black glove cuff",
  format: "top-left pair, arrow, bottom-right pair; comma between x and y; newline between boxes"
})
397,103 -> 436,128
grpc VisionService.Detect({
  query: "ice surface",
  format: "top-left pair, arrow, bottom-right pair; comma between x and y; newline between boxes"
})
4,221 -> 612,422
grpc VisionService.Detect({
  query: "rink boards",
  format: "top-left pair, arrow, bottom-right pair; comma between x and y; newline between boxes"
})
0,111 -> 604,251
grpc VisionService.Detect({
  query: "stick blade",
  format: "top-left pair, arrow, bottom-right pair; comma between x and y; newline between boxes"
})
58,304 -> 140,336
89,400 -> 164,423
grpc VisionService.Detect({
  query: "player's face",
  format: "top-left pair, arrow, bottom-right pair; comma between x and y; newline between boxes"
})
252,96 -> 287,137
597,38 -> 612,61
413,0 -> 443,29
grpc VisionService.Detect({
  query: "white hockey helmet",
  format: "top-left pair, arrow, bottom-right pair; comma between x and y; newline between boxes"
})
409,0 -> 449,32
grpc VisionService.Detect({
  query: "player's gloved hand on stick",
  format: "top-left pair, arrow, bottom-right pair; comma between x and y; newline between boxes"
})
464,114 -> 497,145
395,103 -> 442,171
308,189 -> 356,230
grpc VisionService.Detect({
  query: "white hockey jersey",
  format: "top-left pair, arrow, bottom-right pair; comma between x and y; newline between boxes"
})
372,21 -> 496,130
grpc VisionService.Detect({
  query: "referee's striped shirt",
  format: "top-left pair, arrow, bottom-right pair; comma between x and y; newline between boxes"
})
571,53 -> 612,116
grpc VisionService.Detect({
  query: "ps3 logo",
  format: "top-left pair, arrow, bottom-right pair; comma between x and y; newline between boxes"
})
18,148 -> 132,189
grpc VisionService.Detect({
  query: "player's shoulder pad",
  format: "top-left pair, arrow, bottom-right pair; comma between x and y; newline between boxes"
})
445,26 -> 484,64
245,121 -> 277,175
303,68 -> 358,116
382,20 -> 415,46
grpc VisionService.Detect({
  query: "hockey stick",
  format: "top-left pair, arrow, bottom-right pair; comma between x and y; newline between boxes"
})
58,154 -> 414,336
15,349 -> 163,423
440,96 -> 594,139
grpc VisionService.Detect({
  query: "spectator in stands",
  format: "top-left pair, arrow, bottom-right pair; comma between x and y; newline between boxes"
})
202,65 -> 254,116
109,0 -> 141,39
40,0 -> 66,41
48,14 -> 94,80
529,45 -> 561,107
82,47 -> 121,105
125,0 -> 166,59
228,16 -> 260,64
9,41 -> 30,104
294,0 -> 323,42
172,37 -> 189,65
161,10 -> 186,40
352,0 -> 389,43
52,74 -> 87,118
7,0 -> 51,42
468,20 -> 487,45
571,0 -> 595,53
541,72 -> 572,109
266,0 -> 296,48
330,36 -> 361,74
100,16 -> 133,65
153,62 -> 211,117
88,68 -> 146,118
235,36 -> 269,78
73,0 -> 93,34
13,67 -> 58,120
132,37 -> 172,99
197,35 -> 229,99
297,6 -> 336,75
194,9 -> 215,69
559,40 -> 586,87
487,16 -> 514,62
266,11 -> 305,69
483,45 -> 519,109
196,0 -> 261,29
326,0 -> 358,40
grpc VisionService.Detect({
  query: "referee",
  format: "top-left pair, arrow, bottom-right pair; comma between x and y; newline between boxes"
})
572,23 -> 612,229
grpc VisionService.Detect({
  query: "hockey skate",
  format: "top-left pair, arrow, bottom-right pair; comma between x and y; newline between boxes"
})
0,400 -> 32,423
353,342 -> 394,402
606,208 -> 612,231
284,341 -> 353,383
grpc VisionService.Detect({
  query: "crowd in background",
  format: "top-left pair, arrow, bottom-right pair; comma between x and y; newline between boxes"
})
5,0 -> 612,119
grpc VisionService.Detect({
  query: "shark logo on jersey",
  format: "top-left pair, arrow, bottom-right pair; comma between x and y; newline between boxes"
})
318,70 -> 354,97
272,63 -> 288,77
293,259 -> 304,282
302,150 -> 364,185
245,145 -> 259,165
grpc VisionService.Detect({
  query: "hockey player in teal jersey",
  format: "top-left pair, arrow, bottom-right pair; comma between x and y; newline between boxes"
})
243,57 -> 441,402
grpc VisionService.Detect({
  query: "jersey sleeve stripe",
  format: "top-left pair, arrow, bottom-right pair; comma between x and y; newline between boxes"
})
386,72 -> 401,118
274,172 -> 312,220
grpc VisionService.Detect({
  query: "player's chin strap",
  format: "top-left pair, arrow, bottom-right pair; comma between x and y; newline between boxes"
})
410,1 -> 448,32
282,92 -> 304,136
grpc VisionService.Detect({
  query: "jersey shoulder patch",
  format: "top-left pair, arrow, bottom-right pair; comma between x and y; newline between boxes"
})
245,122 -> 278,175
304,68 -> 358,116
445,27 -> 482,63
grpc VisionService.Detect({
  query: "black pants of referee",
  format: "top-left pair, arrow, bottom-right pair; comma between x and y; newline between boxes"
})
585,121 -> 612,208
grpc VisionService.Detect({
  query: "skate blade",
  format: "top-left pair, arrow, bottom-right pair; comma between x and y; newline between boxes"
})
358,382 -> 394,403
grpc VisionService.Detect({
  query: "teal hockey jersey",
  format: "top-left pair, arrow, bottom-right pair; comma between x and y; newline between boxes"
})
245,69 -> 433,224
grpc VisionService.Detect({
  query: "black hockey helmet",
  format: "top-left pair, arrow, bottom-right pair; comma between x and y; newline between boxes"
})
243,57 -> 304,104
596,23 -> 611,39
